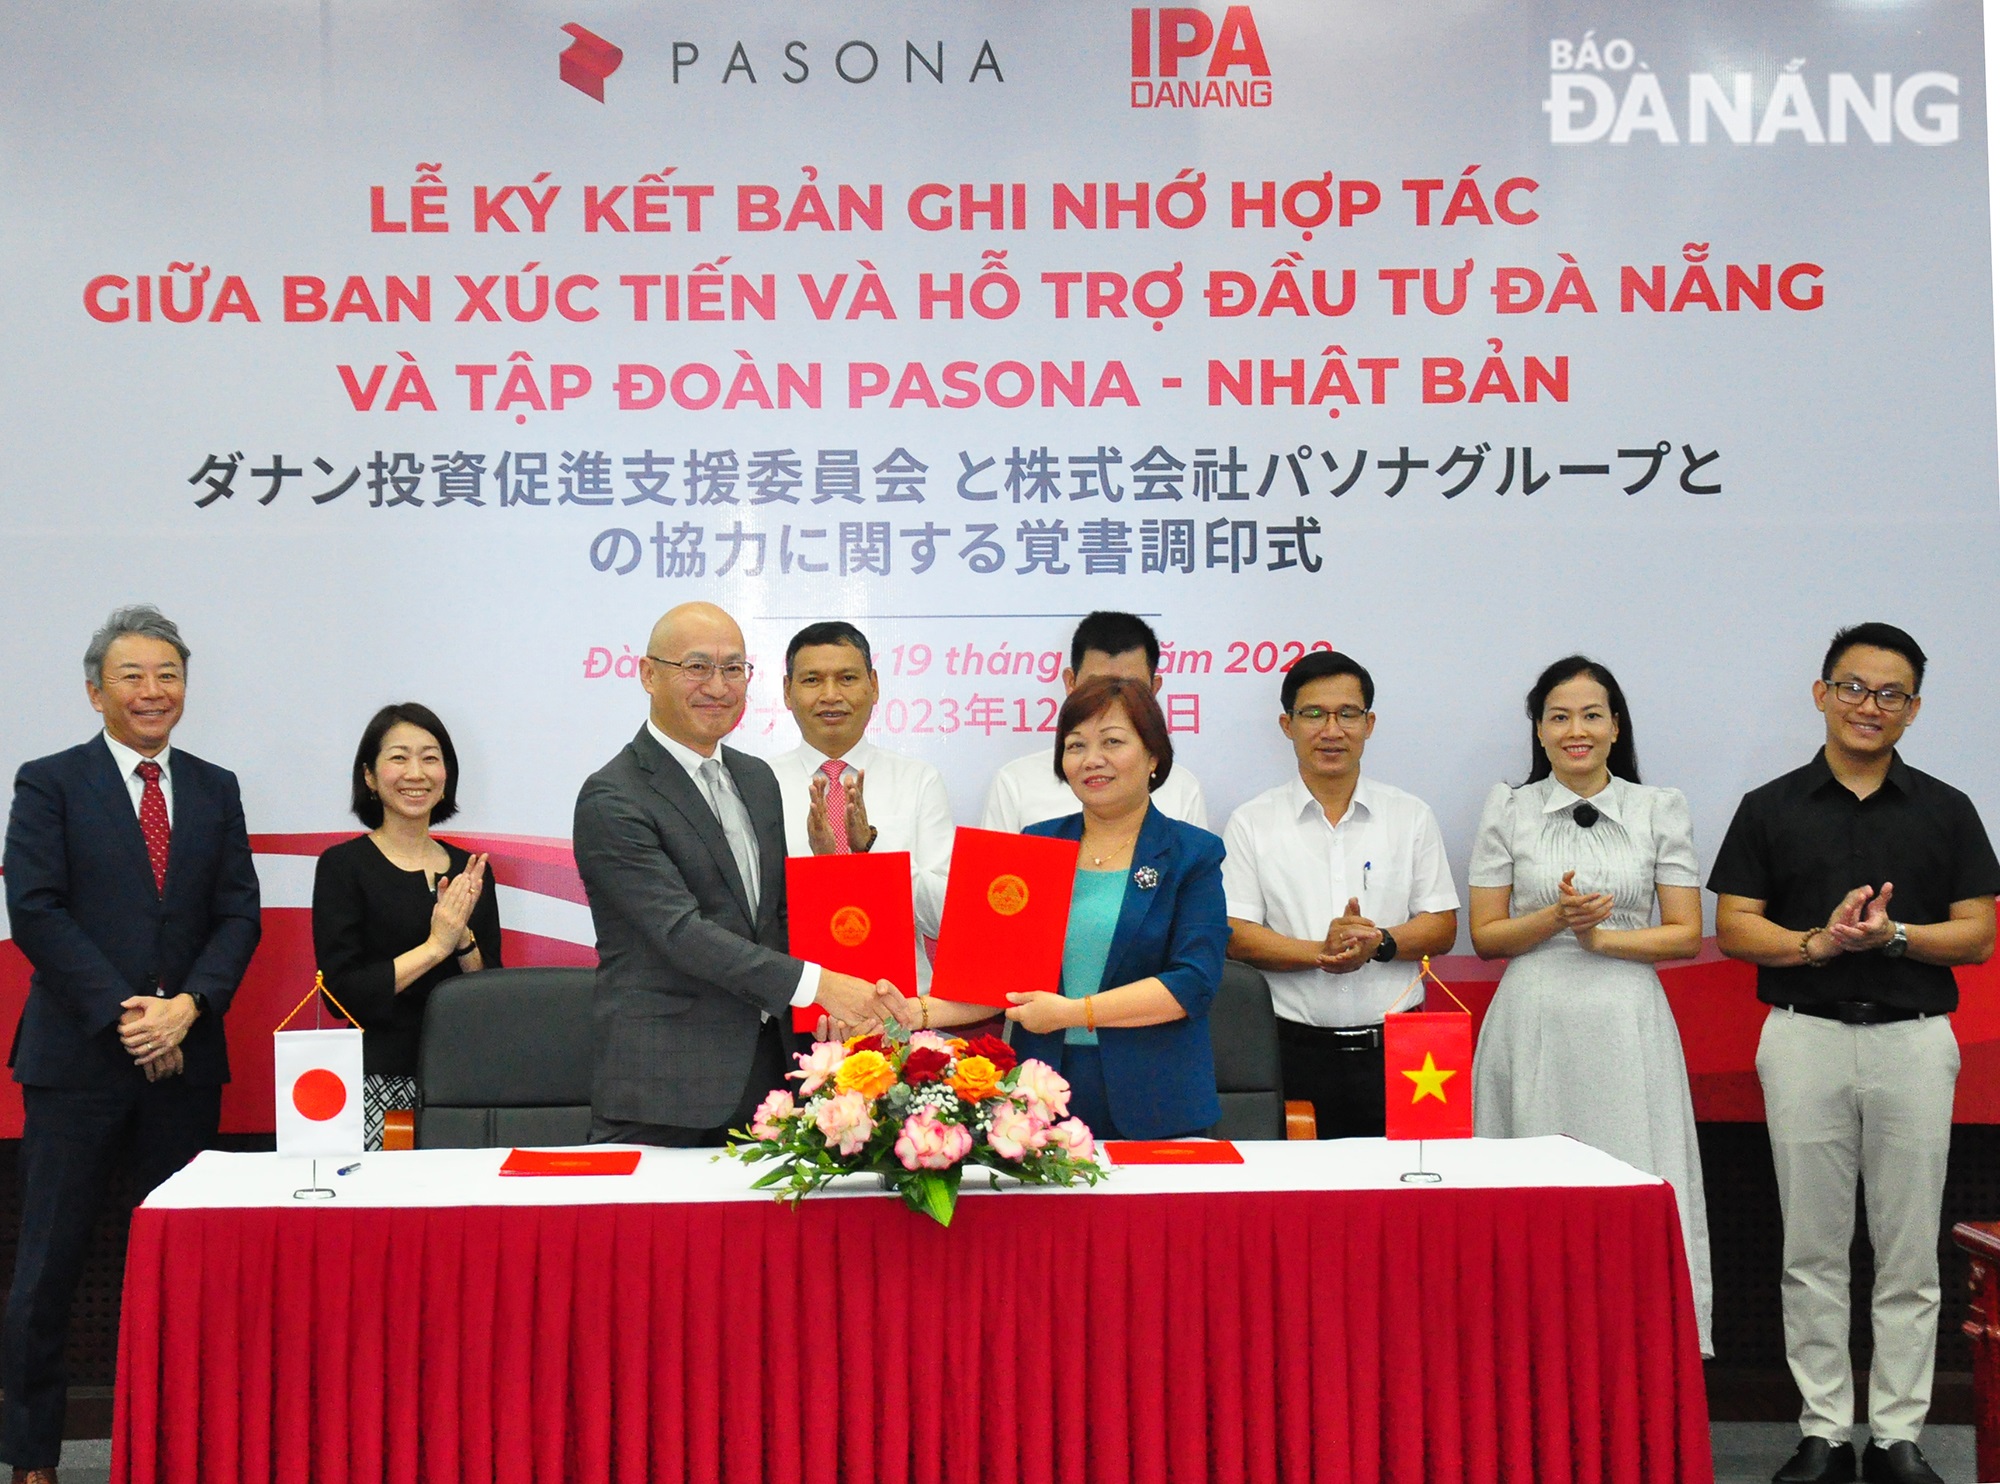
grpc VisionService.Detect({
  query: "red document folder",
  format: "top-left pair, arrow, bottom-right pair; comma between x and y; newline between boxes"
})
1383,1010 -> 1475,1140
1103,1140 -> 1245,1166
499,1148 -> 641,1176
786,852 -> 918,1032
928,828 -> 1080,1008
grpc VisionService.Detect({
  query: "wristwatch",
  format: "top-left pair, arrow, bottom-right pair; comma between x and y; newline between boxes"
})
1882,922 -> 1909,958
1372,928 -> 1399,964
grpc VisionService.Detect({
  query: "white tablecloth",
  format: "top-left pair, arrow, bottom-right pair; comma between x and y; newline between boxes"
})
147,1133 -> 1658,1210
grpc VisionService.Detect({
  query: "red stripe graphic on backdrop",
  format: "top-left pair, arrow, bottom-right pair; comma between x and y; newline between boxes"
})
2,838 -> 1996,1135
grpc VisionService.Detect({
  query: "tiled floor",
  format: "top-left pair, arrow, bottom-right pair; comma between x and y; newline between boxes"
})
49,1423 -> 1988,1482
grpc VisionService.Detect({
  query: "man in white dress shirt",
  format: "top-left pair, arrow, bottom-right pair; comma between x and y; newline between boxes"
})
979,611 -> 1208,833
769,622 -> 954,990
1221,651 -> 1459,1138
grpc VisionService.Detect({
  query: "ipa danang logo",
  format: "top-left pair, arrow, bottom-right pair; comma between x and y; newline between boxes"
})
1129,6 -> 1272,109
987,875 -> 1031,916
829,906 -> 873,948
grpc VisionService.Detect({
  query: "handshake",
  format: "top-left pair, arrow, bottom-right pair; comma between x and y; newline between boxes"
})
813,971 -> 924,1041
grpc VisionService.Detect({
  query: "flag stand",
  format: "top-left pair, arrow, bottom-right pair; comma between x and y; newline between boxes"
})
1393,957 -> 1469,1183
293,1160 -> 336,1201
1399,1141 -> 1443,1184
276,973 -> 358,1201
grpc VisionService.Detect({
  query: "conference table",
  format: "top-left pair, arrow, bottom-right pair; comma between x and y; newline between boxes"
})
114,1137 -> 1711,1484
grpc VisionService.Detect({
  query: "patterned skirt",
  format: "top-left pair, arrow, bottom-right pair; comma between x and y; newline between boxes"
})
363,1073 -> 419,1151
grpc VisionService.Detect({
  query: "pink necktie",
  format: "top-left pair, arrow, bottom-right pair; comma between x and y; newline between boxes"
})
136,760 -> 170,894
820,758 -> 851,854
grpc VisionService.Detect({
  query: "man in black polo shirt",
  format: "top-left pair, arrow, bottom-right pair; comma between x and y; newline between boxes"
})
1711,622 -> 1999,1484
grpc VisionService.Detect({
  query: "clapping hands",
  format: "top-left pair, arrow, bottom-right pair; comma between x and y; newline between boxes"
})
806,768 -> 871,855
429,853 -> 489,959
1825,882 -> 1896,953
1557,870 -> 1615,949
1316,898 -> 1381,974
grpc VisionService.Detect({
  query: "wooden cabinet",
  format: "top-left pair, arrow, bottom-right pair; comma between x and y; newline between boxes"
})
1951,1220 -> 2000,1483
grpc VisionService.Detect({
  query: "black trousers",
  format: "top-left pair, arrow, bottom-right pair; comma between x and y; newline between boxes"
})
1276,1018 -> 1386,1139
1,1078 -> 221,1468
589,1018 -> 791,1149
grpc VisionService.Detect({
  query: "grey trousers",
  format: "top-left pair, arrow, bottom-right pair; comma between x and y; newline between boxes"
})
1755,1007 -> 1958,1444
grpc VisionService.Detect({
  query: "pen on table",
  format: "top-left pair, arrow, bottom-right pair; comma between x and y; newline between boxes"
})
335,1161 -> 362,1176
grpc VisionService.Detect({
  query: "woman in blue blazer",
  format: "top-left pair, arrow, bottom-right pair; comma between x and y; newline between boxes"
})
998,676 -> 1229,1141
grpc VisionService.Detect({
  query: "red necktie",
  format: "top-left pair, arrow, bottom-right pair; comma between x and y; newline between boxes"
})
136,759 -> 170,894
820,758 -> 852,854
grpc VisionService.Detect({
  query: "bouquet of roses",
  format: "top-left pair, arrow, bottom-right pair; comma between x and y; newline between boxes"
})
724,1028 -> 1102,1226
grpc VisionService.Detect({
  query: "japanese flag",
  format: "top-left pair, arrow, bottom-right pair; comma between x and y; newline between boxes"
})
274,1028 -> 365,1158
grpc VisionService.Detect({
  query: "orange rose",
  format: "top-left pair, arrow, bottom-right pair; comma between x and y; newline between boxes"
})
949,1055 -> 1002,1104
835,1049 -> 896,1100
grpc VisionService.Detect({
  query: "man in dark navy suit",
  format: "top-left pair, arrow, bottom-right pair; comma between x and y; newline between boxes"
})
0,606 -> 260,1481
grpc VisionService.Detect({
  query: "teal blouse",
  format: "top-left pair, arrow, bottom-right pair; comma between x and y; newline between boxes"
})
1061,867 -> 1128,1045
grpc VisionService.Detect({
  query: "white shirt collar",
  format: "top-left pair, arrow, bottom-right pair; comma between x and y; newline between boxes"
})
102,730 -> 171,780
1540,773 -> 1626,825
646,717 -> 719,778
1287,773 -> 1376,829
803,735 -> 877,772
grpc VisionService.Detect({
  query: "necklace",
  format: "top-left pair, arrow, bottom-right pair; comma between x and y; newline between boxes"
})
1083,827 -> 1142,866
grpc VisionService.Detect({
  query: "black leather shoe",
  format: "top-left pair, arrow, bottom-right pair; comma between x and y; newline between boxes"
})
1774,1437 -> 1857,1484
1860,1440 -> 1943,1484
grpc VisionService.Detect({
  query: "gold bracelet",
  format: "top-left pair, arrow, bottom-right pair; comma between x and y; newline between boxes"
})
1084,995 -> 1096,1034
919,995 -> 931,1030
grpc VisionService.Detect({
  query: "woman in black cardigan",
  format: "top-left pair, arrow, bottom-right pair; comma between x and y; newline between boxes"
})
312,703 -> 501,1147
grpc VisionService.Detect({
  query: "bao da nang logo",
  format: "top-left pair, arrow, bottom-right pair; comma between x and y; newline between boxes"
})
1544,32 -> 1958,145
1130,6 -> 1271,109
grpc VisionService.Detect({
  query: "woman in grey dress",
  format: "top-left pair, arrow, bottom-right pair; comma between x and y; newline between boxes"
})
1467,656 -> 1712,1355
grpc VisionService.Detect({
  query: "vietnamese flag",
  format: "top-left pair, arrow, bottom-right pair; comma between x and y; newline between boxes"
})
787,852 -> 918,1032
1383,1010 -> 1474,1140
928,827 -> 1080,1008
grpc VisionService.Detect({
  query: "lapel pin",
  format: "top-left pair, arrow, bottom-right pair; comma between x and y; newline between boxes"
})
1132,866 -> 1160,891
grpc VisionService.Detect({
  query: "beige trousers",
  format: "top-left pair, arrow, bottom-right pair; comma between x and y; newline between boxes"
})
1756,1007 -> 1959,1444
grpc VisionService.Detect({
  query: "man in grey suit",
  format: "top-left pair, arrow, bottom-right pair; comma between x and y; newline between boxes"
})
575,601 -> 904,1145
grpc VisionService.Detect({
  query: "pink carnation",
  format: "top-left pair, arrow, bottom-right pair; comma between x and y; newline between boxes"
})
1012,1059 -> 1072,1121
749,1088 -> 796,1141
906,1030 -> 957,1054
984,1102 -> 1048,1162
790,1040 -> 847,1096
813,1090 -> 875,1156
1049,1117 -> 1096,1161
895,1110 -> 973,1172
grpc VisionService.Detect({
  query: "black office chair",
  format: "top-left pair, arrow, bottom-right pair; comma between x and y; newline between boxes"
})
1209,959 -> 1317,1140
415,966 -> 596,1148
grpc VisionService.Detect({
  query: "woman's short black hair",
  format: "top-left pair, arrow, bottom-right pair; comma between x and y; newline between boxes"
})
1523,656 -> 1641,786
350,702 -> 460,827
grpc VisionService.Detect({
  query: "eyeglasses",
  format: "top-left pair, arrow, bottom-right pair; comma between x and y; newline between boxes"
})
1290,705 -> 1369,730
647,656 -> 754,685
1827,679 -> 1914,713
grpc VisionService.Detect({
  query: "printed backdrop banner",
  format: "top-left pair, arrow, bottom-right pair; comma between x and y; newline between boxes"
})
0,4 -> 1996,1132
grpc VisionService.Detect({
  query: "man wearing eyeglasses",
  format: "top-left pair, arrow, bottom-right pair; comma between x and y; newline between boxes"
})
574,602 -> 907,1147
1712,622 -> 1999,1484
1219,650 -> 1459,1138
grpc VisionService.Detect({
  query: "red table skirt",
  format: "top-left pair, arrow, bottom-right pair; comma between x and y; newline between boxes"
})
114,1184 -> 1711,1484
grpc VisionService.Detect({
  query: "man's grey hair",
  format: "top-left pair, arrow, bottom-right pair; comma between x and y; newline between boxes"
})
83,605 -> 190,684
